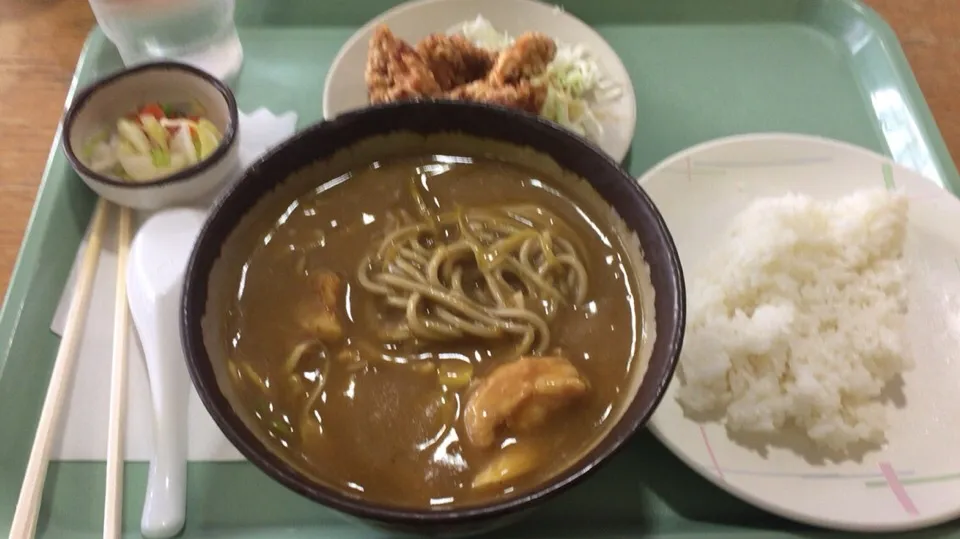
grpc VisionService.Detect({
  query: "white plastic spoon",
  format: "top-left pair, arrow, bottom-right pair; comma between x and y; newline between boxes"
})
127,208 -> 207,539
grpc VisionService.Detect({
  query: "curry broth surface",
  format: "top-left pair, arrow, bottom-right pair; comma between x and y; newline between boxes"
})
223,155 -> 641,508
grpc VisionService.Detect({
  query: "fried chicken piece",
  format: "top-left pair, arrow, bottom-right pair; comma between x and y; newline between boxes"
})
415,34 -> 497,91
297,271 -> 344,341
463,356 -> 588,449
445,78 -> 547,115
365,25 -> 441,104
487,32 -> 557,86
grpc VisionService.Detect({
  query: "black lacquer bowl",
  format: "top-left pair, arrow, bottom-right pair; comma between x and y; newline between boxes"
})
181,101 -> 685,536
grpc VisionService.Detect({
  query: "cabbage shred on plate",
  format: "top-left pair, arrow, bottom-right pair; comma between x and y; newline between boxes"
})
81,102 -> 223,182
448,16 -> 622,141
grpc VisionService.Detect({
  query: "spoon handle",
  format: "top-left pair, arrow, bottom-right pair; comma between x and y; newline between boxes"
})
8,199 -> 110,539
138,291 -> 189,539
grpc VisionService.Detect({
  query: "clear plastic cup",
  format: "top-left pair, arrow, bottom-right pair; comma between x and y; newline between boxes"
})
88,0 -> 244,82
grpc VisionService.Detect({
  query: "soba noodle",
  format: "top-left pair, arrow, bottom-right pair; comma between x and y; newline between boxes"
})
358,199 -> 589,355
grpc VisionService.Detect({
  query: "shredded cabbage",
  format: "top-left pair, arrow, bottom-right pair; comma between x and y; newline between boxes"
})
447,16 -> 513,50
448,15 -> 621,141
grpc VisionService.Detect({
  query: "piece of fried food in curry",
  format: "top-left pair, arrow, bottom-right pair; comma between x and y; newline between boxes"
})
463,355 -> 588,448
297,271 -> 344,341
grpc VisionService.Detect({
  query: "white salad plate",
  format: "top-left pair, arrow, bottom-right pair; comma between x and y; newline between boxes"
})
322,0 -> 636,163
641,133 -> 960,532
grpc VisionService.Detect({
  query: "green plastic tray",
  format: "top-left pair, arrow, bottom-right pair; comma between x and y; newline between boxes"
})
2,1 -> 959,537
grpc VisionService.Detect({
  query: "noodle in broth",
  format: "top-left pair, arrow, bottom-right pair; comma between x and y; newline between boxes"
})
218,154 -> 644,508
358,203 -> 589,355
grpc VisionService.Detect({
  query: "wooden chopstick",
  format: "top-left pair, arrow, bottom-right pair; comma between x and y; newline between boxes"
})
7,198 -> 110,539
103,206 -> 132,539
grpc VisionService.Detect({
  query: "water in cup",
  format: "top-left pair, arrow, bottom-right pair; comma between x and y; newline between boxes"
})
89,0 -> 243,82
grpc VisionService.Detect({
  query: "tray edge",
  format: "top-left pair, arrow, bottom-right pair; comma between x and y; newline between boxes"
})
842,0 -> 960,191
0,29 -> 102,377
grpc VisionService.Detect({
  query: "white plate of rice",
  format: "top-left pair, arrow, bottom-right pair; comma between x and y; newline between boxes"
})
322,0 -> 636,163
641,133 -> 960,532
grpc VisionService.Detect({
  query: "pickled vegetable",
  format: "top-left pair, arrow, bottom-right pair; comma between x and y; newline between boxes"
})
80,101 -> 223,182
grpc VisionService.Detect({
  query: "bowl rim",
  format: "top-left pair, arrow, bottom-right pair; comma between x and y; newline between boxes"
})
180,100 -> 686,525
61,60 -> 239,190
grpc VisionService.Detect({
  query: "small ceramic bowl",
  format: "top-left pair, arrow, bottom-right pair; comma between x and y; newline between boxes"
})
62,61 -> 240,211
181,101 -> 686,536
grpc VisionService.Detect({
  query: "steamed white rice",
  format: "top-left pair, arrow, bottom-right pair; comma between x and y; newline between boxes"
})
677,188 -> 911,451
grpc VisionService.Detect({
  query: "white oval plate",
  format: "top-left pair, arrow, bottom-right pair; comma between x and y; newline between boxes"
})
641,133 -> 960,533
322,0 -> 636,163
